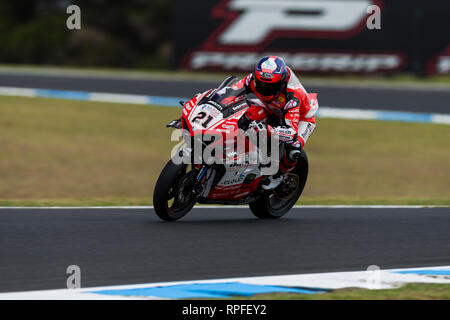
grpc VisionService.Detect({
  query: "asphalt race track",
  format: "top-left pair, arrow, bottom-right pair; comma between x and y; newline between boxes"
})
0,72 -> 449,114
0,207 -> 449,293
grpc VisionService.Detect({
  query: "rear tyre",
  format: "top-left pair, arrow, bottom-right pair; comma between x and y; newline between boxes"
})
249,150 -> 308,219
153,160 -> 196,221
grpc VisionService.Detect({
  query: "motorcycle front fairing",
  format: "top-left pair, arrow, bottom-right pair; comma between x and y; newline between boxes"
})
179,87 -> 267,203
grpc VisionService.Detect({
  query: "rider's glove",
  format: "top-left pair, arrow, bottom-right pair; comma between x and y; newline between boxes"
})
273,126 -> 297,143
248,121 -> 266,132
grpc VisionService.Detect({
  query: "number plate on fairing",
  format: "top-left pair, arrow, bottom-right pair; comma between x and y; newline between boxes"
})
188,104 -> 224,131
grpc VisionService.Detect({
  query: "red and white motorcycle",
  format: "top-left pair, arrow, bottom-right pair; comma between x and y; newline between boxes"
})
153,76 -> 315,221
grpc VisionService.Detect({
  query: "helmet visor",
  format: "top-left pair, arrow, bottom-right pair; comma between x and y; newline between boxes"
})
255,79 -> 282,97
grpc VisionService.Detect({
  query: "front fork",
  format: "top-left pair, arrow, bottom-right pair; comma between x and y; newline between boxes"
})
176,142 -> 219,199
191,164 -> 217,199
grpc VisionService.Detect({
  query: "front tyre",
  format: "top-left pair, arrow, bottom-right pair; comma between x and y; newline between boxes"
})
153,160 -> 196,221
249,149 -> 309,219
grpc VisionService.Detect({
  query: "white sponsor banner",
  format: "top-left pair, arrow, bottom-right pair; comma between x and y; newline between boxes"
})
191,52 -> 402,73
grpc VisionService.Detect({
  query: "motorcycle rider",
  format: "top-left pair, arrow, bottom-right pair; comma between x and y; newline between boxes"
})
184,56 -> 318,190
231,56 -> 318,190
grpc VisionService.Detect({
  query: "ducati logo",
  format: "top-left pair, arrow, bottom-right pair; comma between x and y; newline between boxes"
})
215,0 -> 376,46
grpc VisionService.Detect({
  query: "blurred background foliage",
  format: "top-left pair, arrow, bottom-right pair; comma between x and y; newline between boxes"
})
0,0 -> 172,68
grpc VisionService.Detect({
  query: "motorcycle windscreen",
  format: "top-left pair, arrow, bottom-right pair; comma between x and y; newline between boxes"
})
210,86 -> 247,109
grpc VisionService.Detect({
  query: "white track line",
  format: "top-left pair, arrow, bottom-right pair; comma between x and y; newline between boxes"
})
0,205 -> 446,210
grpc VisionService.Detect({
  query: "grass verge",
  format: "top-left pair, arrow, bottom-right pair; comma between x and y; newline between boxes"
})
0,95 -> 448,205
224,283 -> 450,300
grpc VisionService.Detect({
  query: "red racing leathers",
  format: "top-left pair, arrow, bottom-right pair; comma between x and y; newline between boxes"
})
183,67 -> 318,174
231,67 -> 318,172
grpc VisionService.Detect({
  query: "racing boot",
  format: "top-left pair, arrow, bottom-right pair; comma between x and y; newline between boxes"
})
261,146 -> 302,191
261,171 -> 284,190
279,150 -> 299,174
288,149 -> 302,162
270,146 -> 303,198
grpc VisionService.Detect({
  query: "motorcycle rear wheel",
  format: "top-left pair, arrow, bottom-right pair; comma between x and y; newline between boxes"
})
249,149 -> 308,219
153,160 -> 196,221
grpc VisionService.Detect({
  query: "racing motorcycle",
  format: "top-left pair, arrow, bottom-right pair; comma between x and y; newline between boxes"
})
153,76 -> 314,221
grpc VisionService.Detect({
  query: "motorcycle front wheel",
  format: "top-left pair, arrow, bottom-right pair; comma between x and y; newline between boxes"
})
153,160 -> 196,221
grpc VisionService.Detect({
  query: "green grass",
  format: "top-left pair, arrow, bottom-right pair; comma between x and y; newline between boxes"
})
0,95 -> 449,205
223,283 -> 450,300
